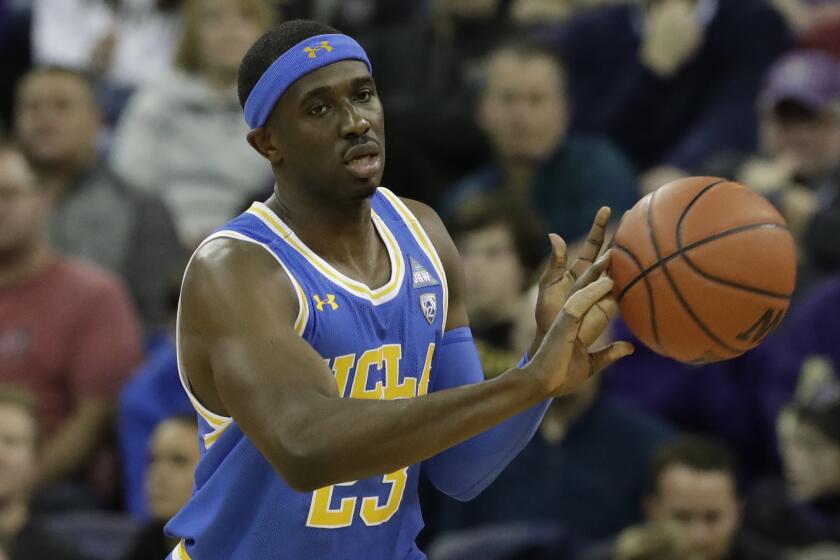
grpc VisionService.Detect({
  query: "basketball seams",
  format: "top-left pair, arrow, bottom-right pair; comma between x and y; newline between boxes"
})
676,184 -> 793,300
617,223 -> 789,301
646,186 -> 741,357
613,243 -> 661,348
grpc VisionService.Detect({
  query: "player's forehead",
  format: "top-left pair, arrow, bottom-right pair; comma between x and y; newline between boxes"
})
283,60 -> 373,104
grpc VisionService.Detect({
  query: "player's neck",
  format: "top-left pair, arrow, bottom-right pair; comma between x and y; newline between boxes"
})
265,191 -> 383,272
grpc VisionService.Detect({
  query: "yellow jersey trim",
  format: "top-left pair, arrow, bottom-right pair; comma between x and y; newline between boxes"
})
170,539 -> 191,560
377,188 -> 450,330
176,230 -> 311,450
247,202 -> 405,305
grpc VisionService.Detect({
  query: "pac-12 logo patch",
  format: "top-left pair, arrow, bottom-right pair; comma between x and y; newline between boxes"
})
420,293 -> 437,324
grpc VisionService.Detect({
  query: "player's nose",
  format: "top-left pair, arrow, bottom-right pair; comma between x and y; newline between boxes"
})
339,103 -> 370,138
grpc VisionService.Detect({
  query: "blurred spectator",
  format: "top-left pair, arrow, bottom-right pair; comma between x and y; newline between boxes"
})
13,66 -> 184,332
121,416 -> 199,560
446,194 -> 545,376
784,275 -> 840,379
0,386 -> 88,560
119,342 -> 192,519
439,39 -> 638,243
743,360 -> 840,552
587,435 -> 782,560
509,0 -> 629,26
425,376 -> 675,548
110,0 -> 275,247
602,314 -> 808,484
611,521 -> 694,560
546,0 -> 791,188
706,51 -> 840,290
364,0 -> 511,205
312,0 -> 420,37
31,0 -> 182,90
0,142 -> 142,500
770,0 -> 840,37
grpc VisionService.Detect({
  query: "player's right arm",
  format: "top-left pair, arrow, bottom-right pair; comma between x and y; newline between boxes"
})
179,238 -> 612,492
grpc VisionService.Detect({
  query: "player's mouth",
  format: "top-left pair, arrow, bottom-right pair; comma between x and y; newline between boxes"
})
343,142 -> 382,180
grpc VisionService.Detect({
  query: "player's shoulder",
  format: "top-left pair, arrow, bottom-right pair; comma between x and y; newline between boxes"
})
398,197 -> 458,260
183,236 -> 297,309
398,197 -> 448,243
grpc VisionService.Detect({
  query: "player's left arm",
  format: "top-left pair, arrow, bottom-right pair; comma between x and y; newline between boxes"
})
404,200 -> 628,501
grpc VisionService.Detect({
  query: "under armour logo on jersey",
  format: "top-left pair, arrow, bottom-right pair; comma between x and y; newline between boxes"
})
304,41 -> 334,59
410,257 -> 439,289
313,294 -> 339,311
420,293 -> 437,324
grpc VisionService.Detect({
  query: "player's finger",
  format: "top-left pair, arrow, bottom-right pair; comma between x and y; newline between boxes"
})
563,276 -> 614,320
589,341 -> 635,375
569,207 -> 610,280
578,296 -> 619,348
571,250 -> 612,294
539,233 -> 568,287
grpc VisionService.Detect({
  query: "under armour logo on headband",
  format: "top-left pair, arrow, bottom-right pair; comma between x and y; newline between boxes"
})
243,33 -> 373,129
304,41 -> 334,59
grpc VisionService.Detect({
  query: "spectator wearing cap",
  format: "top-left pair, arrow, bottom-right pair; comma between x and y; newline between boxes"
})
0,142 -> 142,504
705,51 -> 840,291
743,360 -> 840,554
110,0 -> 276,248
13,66 -> 184,332
439,39 -> 638,245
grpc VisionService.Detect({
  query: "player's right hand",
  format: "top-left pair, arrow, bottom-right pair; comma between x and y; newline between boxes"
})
526,253 -> 634,397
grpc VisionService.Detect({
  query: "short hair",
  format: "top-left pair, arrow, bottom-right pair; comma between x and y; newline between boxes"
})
445,194 -> 547,282
648,435 -> 738,494
237,19 -> 341,109
0,385 -> 40,440
482,37 -> 567,93
16,65 -> 96,101
175,0 -> 278,75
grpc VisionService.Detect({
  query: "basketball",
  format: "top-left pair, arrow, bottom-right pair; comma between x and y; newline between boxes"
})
610,177 -> 797,364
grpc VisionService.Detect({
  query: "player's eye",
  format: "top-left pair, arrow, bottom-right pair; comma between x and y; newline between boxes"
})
356,89 -> 374,103
308,104 -> 330,116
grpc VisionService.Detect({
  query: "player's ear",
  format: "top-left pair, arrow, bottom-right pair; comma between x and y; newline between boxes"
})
247,127 -> 283,165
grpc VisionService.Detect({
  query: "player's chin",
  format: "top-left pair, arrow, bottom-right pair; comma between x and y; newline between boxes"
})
350,178 -> 380,200
341,171 -> 382,199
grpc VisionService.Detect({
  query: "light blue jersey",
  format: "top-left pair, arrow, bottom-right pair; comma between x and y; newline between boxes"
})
166,188 -> 448,559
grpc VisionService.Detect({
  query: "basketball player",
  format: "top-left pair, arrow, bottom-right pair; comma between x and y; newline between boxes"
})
165,20 -> 634,559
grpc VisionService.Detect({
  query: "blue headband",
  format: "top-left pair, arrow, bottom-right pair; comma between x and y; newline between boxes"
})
243,33 -> 373,129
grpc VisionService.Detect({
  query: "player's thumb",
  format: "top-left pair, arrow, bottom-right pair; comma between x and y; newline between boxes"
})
589,341 -> 635,375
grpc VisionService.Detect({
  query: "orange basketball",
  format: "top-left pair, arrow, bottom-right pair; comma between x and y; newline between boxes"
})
610,177 -> 797,364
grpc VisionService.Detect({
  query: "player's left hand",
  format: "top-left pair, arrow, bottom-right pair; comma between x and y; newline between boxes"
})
529,206 -> 633,379
531,207 -> 610,352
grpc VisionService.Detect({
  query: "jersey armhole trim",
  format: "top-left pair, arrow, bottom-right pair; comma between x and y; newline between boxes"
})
175,230 -> 311,448
377,187 -> 450,330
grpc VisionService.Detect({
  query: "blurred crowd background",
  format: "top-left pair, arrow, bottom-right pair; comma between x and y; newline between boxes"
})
2,0 -> 840,559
